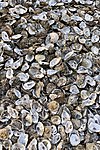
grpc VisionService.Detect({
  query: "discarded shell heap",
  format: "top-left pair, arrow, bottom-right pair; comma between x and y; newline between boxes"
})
0,0 -> 100,149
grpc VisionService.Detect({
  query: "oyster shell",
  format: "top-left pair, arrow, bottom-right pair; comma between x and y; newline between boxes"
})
6,68 -> 13,79
15,5 -> 27,14
70,131 -> 80,146
12,143 -> 25,150
47,101 -> 59,114
85,13 -> 94,21
50,57 -> 61,68
18,133 -> 28,146
17,72 -> 29,82
36,122 -> 44,136
22,81 -> 36,90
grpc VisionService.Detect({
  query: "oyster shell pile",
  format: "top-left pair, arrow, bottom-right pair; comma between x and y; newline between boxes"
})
0,0 -> 100,149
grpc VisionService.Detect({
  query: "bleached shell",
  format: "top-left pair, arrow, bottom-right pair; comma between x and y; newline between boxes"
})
83,27 -> 90,37
36,46 -> 48,53
51,115 -> 61,125
12,57 -> 23,69
82,58 -> 92,68
85,13 -> 94,21
14,47 -> 23,56
0,2 -> 8,8
64,51 -> 74,61
88,122 -> 100,133
50,57 -> 61,68
33,12 -> 47,21
64,121 -> 73,133
61,110 -> 71,125
78,36 -> 86,44
21,62 -> 29,72
5,58 -> 14,68
71,15 -> 83,21
57,76 -> 66,87
2,31 -> 10,42
47,69 -> 58,76
0,56 -> 4,63
21,110 -> 32,126
49,32 -> 59,43
12,143 -> 25,150
27,138 -> 37,150
70,85 -> 79,94
70,132 -> 80,146
79,21 -> 86,29
22,81 -> 36,90
26,25 -> 35,35
36,122 -> 44,136
91,35 -> 99,43
72,43 -> 83,52
32,110 -> 39,123
47,101 -> 59,114
18,133 -> 28,146
38,142 -> 47,150
49,0 -> 57,6
12,34 -> 22,40
42,139 -> 51,150
68,60 -> 78,69
77,66 -> 88,74
7,106 -> 18,118
73,26 -> 83,35
29,68 -> 44,79
91,46 -> 99,55
51,133 -> 61,144
6,68 -> 13,79
85,75 -> 96,86
15,5 -> 27,14
81,90 -> 89,99
0,128 -> 9,140
25,54 -> 34,62
13,88 -> 21,98
17,72 -> 29,82
82,93 -> 97,106
35,55 -> 45,63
